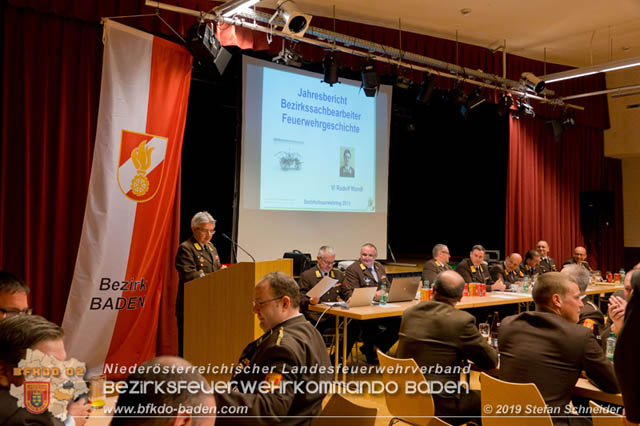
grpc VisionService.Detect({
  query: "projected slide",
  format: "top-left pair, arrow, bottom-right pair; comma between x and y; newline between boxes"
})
259,67 -> 377,212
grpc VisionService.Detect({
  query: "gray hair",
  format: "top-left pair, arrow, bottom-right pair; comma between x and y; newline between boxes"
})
432,244 -> 447,258
317,246 -> 335,257
0,270 -> 29,295
561,264 -> 591,293
190,211 -> 215,229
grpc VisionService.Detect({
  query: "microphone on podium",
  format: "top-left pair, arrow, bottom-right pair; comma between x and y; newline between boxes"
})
221,233 -> 256,263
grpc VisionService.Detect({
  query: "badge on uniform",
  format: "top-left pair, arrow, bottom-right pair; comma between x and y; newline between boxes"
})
470,265 -> 476,273
24,382 -> 50,414
264,372 -> 283,392
194,242 -> 202,251
582,319 -> 595,330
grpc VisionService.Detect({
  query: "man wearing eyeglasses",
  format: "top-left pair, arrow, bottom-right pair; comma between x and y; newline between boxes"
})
175,211 -> 222,355
216,271 -> 331,425
422,244 -> 453,284
0,270 -> 31,319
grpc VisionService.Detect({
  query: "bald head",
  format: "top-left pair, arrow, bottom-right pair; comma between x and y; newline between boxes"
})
573,246 -> 587,263
505,253 -> 522,271
432,271 -> 465,305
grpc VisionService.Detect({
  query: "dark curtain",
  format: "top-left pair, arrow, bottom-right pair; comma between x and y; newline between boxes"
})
505,115 -> 624,271
0,5 -> 101,323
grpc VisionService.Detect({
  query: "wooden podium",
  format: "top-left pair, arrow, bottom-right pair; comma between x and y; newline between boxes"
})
183,259 -> 292,379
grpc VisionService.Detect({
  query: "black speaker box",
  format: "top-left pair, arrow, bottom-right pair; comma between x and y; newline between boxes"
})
580,190 -> 614,231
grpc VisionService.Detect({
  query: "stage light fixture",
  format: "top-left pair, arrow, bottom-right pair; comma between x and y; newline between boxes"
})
521,72 -> 546,94
323,52 -> 339,86
360,60 -> 380,97
272,46 -> 303,67
274,0 -> 312,37
517,98 -> 535,117
212,0 -> 260,17
186,22 -> 231,75
416,74 -> 436,104
496,93 -> 513,117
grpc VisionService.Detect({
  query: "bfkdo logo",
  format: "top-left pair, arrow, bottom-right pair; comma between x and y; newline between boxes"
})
24,382 -> 50,414
117,129 -> 168,203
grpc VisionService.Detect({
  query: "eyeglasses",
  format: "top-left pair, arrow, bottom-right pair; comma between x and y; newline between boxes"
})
0,307 -> 32,318
198,228 -> 215,235
252,296 -> 283,309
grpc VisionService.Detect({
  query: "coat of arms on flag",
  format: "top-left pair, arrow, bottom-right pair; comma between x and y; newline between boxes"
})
24,382 -> 50,414
117,129 -> 168,202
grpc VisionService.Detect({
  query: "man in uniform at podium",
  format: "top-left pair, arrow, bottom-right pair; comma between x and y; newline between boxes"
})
175,211 -> 222,355
216,271 -> 331,425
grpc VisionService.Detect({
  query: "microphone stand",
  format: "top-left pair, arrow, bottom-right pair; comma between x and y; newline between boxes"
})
221,233 -> 256,262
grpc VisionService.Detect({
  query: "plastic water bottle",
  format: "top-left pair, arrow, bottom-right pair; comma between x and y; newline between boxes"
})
522,276 -> 530,293
606,332 -> 616,363
620,269 -> 626,284
379,283 -> 387,306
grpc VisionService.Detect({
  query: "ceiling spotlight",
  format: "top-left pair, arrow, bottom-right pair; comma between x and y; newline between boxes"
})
274,0 -> 312,37
186,22 -> 231,75
361,60 -> 380,97
395,75 -> 412,89
517,98 -> 535,117
323,52 -> 339,86
416,74 -> 436,104
212,0 -> 260,17
272,45 -> 303,67
496,93 -> 513,117
521,72 -> 546,94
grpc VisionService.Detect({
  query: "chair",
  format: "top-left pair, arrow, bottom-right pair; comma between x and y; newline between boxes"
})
314,393 -> 377,426
589,401 -> 624,426
479,372 -> 552,426
377,350 -> 451,426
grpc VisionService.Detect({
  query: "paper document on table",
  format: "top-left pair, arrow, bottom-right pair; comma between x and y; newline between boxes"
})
490,292 -> 529,299
306,277 -> 338,299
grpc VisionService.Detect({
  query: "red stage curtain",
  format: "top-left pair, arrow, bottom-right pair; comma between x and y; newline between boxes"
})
0,5 -> 101,324
505,115 -> 624,271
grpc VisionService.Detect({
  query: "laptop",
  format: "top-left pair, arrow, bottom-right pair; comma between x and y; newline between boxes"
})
386,276 -> 421,302
346,286 -> 377,307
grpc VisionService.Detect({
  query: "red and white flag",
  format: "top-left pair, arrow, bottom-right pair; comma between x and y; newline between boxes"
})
62,20 -> 192,376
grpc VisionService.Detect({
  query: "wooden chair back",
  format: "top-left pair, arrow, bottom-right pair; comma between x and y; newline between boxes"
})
480,372 -> 553,426
314,393 -> 377,426
589,400 -> 624,426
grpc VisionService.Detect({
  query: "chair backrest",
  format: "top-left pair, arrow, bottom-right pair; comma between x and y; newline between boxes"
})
314,393 -> 377,426
377,350 -> 442,426
480,372 -> 553,426
589,400 -> 624,426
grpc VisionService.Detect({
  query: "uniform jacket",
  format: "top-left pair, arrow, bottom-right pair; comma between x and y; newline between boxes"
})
0,389 -> 63,426
174,236 -> 221,317
456,259 -> 495,289
539,256 -> 557,273
578,295 -> 608,348
489,262 -> 524,287
614,283 -> 640,422
520,262 -> 542,278
421,259 -> 453,284
397,301 -> 498,385
343,260 -> 389,298
298,266 -> 348,322
498,310 -> 619,419
216,315 -> 331,425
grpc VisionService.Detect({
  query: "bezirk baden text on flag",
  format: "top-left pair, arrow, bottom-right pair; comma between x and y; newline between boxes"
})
62,20 -> 192,377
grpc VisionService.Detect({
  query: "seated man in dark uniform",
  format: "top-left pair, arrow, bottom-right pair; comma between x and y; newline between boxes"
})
562,264 -> 608,347
489,253 -> 523,289
216,271 -> 331,425
344,243 -> 399,364
298,245 -> 359,357
537,240 -> 557,273
521,249 -> 542,278
397,270 -> 498,426
456,245 -> 505,291
421,244 -> 453,285
498,272 -> 619,425
174,211 -> 223,355
562,246 -> 592,272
